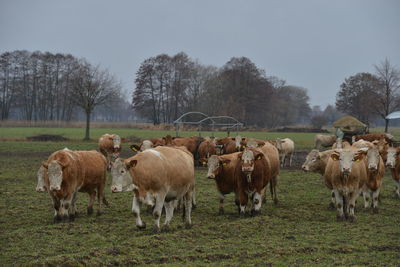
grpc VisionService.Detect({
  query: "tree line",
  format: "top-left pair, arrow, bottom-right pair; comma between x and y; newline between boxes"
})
0,50 -> 130,126
335,59 -> 400,132
132,52 -> 313,127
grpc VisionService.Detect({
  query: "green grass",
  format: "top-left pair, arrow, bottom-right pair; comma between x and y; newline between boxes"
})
1,138 -> 399,266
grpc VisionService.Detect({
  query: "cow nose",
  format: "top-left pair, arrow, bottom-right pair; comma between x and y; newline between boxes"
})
207,173 -> 215,179
50,186 -> 60,191
343,168 -> 350,173
301,165 -> 307,171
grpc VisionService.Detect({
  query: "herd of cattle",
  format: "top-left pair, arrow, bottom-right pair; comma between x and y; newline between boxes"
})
35,132 -> 400,231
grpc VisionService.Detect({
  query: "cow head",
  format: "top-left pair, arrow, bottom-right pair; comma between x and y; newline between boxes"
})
110,158 -> 137,193
35,165 -> 47,192
111,134 -> 121,151
239,149 -> 264,183
42,158 -> 68,192
386,147 -> 400,168
366,147 -> 381,172
301,149 -> 321,172
234,135 -> 243,150
206,155 -> 230,179
163,135 -> 174,146
330,149 -> 366,178
275,138 -> 284,152
130,140 -> 154,153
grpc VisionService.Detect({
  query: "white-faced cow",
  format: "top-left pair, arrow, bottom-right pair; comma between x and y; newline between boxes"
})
111,146 -> 195,232
99,133 -> 122,170
42,149 -> 108,222
276,138 -> 295,167
363,147 -> 384,212
385,147 -> 400,198
324,149 -> 367,222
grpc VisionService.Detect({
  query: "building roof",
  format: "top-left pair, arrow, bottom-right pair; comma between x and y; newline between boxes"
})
386,111 -> 400,119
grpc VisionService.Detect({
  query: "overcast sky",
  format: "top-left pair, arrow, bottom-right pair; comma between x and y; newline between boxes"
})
1,0 -> 399,108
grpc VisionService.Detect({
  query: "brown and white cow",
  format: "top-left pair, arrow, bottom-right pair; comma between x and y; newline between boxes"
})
111,146 -> 195,232
206,152 -> 241,214
324,149 -> 368,222
276,138 -> 295,167
314,134 -> 336,149
235,148 -> 272,216
198,139 -> 217,166
352,133 -> 393,145
385,147 -> 400,198
35,165 -> 47,193
249,141 -> 280,205
99,133 -> 122,170
363,147 -> 385,212
42,149 -> 108,222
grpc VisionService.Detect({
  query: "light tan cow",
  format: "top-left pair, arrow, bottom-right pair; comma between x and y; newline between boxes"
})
111,146 -> 195,232
363,147 -> 385,212
99,133 -> 121,170
35,165 -> 47,193
42,149 -> 108,222
276,138 -> 295,167
130,140 -> 154,152
315,134 -> 336,149
325,149 -> 368,222
385,147 -> 400,198
302,149 -> 336,208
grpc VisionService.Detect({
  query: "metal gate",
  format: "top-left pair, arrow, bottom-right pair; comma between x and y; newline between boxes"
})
173,112 -> 243,137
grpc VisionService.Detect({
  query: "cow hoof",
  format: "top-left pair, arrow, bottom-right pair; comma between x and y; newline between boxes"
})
328,202 -> 335,210
185,223 -> 192,229
336,215 -> 345,222
372,207 -> 379,214
53,216 -> 62,223
96,210 -> 102,217
348,216 -> 357,223
87,207 -> 94,215
251,210 -> 261,216
239,213 -> 246,218
192,204 -> 197,210
153,226 -> 161,233
136,222 -> 146,230
274,199 -> 279,206
218,208 -> 225,215
69,214 -> 75,221
162,225 -> 170,232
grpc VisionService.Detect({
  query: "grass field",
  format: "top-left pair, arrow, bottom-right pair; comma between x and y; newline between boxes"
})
1,128 -> 400,266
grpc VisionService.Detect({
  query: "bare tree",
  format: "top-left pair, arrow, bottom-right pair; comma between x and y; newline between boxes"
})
72,61 -> 121,139
374,59 -> 400,132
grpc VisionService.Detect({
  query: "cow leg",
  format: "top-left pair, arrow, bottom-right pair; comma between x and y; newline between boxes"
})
69,191 -> 78,221
218,193 -> 225,215
347,191 -> 358,222
372,188 -> 380,213
252,191 -> 262,216
87,190 -> 96,215
183,190 -> 193,229
395,180 -> 400,198
153,193 -> 166,232
163,201 -> 175,231
238,190 -> 248,217
96,188 -> 102,216
289,153 -> 293,167
362,190 -> 370,209
60,194 -> 73,222
52,196 -> 62,223
191,186 -> 197,210
132,195 -> 145,229
271,176 -> 279,205
328,191 -> 336,209
334,190 -> 345,221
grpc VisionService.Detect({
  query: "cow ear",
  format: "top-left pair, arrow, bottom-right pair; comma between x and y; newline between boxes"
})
42,161 -> 49,169
108,137 -> 113,140
130,144 -> 140,152
316,153 -> 322,160
257,141 -> 265,147
242,138 -> 246,141
354,150 -> 366,161
256,153 -> 264,160
199,158 -> 208,166
126,159 -> 137,169
58,159 -> 69,169
221,158 -> 231,166
330,153 -> 339,161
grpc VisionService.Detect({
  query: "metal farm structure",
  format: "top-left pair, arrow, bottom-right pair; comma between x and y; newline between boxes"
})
173,112 -> 243,137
